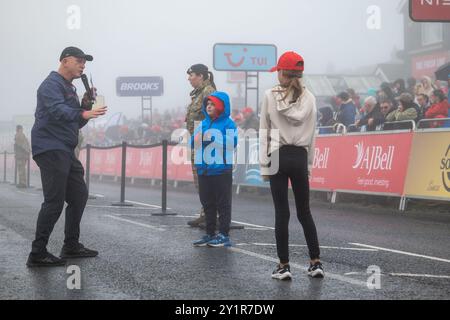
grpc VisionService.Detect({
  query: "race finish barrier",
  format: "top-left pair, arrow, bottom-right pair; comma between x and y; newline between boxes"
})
8,119 -> 450,211
79,140 -> 178,215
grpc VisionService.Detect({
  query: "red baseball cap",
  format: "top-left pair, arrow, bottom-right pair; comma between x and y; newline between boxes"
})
242,107 -> 253,115
270,51 -> 304,72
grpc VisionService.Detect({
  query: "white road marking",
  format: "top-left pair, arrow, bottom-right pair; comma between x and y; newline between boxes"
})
105,210 -> 275,230
230,221 -> 274,230
125,200 -> 166,209
111,213 -> 198,218
86,205 -> 158,211
91,193 -> 105,198
344,272 -> 362,276
344,272 -> 450,279
350,243 -> 450,263
389,273 -> 450,279
103,215 -> 165,231
15,190 -> 39,197
238,243 -> 378,252
229,247 -> 368,287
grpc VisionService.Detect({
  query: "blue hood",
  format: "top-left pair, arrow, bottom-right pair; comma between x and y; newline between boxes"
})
191,90 -> 237,176
202,91 -> 231,121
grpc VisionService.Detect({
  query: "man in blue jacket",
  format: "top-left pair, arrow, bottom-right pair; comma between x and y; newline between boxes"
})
27,47 -> 107,267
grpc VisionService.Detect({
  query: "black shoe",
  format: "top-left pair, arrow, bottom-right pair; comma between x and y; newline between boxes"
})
271,264 -> 292,280
60,243 -> 98,259
308,262 -> 325,278
187,215 -> 205,228
26,252 -> 67,267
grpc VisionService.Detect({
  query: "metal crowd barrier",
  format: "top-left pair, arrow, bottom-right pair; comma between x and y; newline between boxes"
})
318,120 -> 416,135
417,117 -> 450,129
84,140 -> 177,215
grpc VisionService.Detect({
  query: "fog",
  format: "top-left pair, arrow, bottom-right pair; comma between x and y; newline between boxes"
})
0,0 -> 403,122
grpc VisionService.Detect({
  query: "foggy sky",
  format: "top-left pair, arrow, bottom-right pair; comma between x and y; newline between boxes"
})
0,0 -> 403,122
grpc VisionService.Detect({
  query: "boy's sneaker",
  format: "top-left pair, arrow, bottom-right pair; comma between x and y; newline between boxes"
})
193,234 -> 214,247
26,252 -> 67,268
60,243 -> 98,259
272,264 -> 292,280
308,262 -> 325,278
207,233 -> 232,247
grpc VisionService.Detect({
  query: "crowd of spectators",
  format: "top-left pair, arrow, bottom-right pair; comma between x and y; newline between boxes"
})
318,74 -> 450,133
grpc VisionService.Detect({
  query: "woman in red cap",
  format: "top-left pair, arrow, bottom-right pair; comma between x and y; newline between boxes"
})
259,51 -> 324,280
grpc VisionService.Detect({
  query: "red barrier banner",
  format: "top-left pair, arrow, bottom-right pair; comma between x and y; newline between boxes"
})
310,137 -> 340,190
90,148 -> 121,176
311,132 -> 414,195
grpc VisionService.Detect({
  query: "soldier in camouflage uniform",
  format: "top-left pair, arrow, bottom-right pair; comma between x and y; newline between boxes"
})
185,64 -> 216,228
14,125 -> 31,188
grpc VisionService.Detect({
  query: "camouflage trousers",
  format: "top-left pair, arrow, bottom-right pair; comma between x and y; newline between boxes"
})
16,159 -> 27,186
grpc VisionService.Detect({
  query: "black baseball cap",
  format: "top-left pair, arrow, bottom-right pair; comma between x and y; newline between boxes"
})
59,46 -> 93,62
187,64 -> 208,75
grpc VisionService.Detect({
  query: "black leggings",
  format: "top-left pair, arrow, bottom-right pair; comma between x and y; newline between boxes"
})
269,146 -> 320,263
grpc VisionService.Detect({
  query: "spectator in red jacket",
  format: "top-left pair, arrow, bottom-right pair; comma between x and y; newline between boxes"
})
425,89 -> 449,128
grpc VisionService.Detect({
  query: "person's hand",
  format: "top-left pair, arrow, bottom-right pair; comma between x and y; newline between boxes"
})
81,88 -> 97,105
261,175 -> 270,182
82,106 -> 107,120
368,118 -> 374,127
398,105 -> 404,112
355,120 -> 361,127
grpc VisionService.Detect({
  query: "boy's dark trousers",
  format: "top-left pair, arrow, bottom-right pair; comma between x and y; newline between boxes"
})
198,173 -> 232,236
31,150 -> 88,255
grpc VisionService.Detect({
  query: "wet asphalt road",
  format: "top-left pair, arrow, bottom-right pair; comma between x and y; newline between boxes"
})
0,174 -> 449,300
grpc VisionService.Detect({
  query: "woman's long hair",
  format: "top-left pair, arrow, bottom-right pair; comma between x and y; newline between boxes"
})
207,71 -> 217,90
276,70 -> 304,104
196,69 -> 217,90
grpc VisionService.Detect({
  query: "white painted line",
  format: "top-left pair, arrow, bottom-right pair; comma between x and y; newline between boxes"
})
15,190 -> 39,197
112,208 -> 273,230
115,213 -> 198,218
230,221 -> 274,230
125,200 -> 166,209
91,193 -> 105,198
238,243 -> 378,252
103,215 -> 165,231
86,205 -> 158,211
350,243 -> 450,263
344,272 -> 362,276
343,272 -> 450,280
389,273 -> 450,279
229,247 -> 367,287
242,228 -> 271,231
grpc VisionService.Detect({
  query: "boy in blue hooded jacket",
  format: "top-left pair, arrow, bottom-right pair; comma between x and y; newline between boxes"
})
191,91 -> 238,247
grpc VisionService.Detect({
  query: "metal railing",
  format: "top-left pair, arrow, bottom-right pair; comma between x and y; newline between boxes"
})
317,123 -> 347,135
417,117 -> 450,129
318,120 -> 418,135
84,140 -> 177,215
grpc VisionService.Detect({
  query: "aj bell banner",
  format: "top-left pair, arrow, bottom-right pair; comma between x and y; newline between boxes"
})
310,133 -> 414,195
404,131 -> 450,199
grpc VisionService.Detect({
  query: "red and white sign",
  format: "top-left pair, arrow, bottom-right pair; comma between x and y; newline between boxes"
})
310,133 -> 414,195
410,0 -> 450,22
412,51 -> 450,79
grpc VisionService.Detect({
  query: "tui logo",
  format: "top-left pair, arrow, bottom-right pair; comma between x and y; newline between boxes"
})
441,145 -> 450,192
